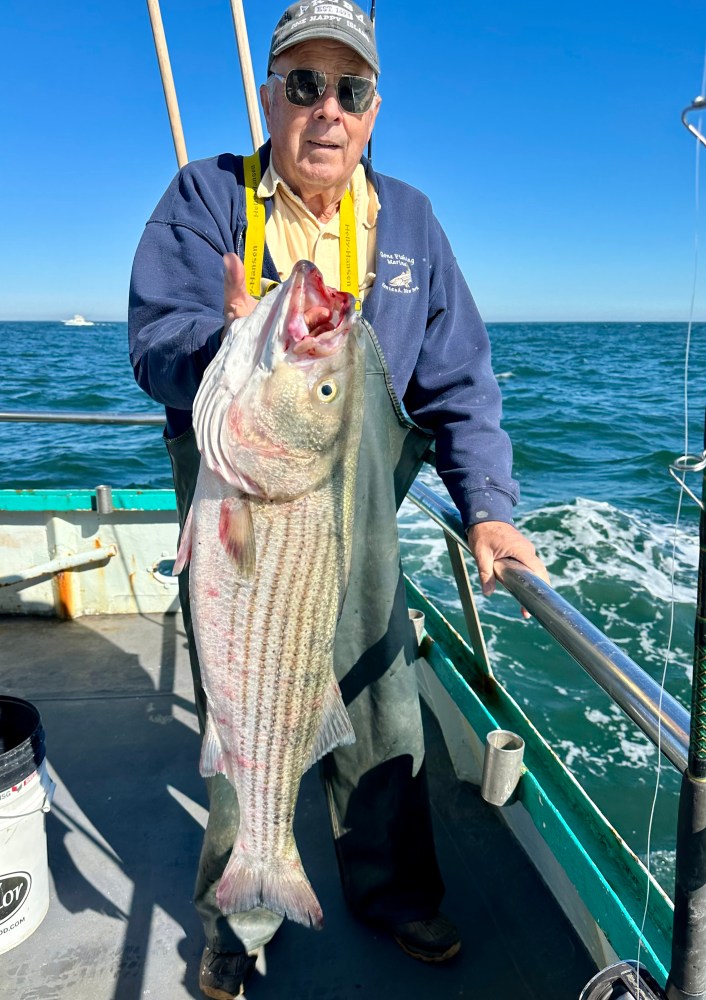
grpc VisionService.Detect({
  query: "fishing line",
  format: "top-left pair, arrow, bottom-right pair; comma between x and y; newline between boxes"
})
635,49 -> 706,996
636,490 -> 682,992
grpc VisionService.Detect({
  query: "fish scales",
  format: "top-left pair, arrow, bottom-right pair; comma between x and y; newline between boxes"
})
191,468 -> 352,923
250,517 -> 334,812
176,261 -> 365,928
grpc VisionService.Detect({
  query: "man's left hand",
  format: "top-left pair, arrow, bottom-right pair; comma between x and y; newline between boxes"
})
467,521 -> 549,619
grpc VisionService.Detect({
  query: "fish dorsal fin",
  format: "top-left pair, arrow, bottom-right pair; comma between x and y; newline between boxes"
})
219,496 -> 256,578
172,505 -> 194,575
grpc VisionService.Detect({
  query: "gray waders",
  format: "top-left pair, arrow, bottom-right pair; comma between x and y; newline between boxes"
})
166,321 -> 445,953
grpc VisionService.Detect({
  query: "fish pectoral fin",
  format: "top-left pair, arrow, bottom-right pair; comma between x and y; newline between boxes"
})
173,505 -> 194,574
219,496 -> 256,578
305,679 -> 356,771
200,714 -> 228,778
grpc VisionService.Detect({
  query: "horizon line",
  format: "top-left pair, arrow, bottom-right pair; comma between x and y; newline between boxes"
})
2,317 -> 706,325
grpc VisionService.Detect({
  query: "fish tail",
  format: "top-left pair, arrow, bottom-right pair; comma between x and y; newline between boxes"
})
216,842 -> 323,929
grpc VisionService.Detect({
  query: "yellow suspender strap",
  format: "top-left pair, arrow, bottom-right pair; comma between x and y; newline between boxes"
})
339,189 -> 360,300
242,151 -> 360,302
243,152 -> 265,299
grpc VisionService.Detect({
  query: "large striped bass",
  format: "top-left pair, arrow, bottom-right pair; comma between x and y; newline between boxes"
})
174,260 -> 365,928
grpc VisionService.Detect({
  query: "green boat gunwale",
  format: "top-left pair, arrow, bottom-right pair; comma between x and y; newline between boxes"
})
0,488 -> 177,513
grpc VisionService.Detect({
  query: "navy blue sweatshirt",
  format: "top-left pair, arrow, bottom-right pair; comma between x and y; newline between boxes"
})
128,143 -> 519,528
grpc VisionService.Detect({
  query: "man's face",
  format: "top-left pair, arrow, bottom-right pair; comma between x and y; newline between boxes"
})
260,39 -> 381,199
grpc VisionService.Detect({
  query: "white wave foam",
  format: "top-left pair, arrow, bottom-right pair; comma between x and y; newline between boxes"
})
400,490 -> 697,619
400,481 -> 697,686
585,708 -> 611,725
557,739 -> 601,771
556,714 -> 656,780
620,736 -> 656,768
516,497 -> 698,605
401,483 -> 696,602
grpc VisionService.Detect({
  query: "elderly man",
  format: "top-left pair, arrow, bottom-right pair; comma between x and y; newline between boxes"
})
129,2 -> 547,997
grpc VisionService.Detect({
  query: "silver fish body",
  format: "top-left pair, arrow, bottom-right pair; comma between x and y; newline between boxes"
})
175,261 -> 365,927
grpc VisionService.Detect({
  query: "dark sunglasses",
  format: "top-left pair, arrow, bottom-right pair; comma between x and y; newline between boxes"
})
269,68 -> 377,115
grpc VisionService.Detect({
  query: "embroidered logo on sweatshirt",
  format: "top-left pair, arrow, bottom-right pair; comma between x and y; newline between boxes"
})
380,252 -> 419,295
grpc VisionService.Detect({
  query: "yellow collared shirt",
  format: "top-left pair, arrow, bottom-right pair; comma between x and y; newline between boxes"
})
258,161 -> 380,299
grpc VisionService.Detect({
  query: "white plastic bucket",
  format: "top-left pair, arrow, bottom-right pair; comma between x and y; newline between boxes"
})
0,697 -> 55,954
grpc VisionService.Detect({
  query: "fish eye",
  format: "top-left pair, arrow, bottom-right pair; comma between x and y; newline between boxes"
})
315,379 -> 338,402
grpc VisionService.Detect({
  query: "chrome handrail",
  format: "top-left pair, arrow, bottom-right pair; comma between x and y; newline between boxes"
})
408,479 -> 691,775
0,410 -> 165,426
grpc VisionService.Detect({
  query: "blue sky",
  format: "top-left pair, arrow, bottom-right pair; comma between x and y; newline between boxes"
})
3,0 -> 706,321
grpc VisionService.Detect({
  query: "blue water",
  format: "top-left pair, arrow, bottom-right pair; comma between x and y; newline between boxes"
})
3,319 -> 705,895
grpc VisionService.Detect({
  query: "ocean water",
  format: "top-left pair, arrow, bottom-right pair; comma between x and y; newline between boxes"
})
3,319 -> 705,897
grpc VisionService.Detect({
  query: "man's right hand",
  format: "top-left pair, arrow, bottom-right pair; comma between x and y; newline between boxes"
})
223,253 -> 258,338
223,257 -> 330,340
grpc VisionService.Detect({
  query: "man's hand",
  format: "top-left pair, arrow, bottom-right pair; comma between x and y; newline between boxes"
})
222,253 -> 258,338
222,256 -> 331,340
467,520 -> 549,619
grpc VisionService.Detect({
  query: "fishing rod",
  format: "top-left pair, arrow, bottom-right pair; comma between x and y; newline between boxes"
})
648,88 -> 706,1000
580,416 -> 706,1000
580,91 -> 706,1000
665,412 -> 706,1000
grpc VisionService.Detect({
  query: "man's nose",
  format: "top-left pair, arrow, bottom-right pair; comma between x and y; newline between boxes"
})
314,84 -> 343,120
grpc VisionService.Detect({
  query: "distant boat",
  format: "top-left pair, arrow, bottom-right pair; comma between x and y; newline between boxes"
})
63,314 -> 95,327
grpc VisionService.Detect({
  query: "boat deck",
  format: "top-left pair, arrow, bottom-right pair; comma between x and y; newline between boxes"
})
0,612 -> 596,1000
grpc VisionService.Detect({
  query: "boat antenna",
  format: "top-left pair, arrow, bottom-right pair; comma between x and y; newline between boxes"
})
367,0 -> 376,164
146,0 -> 189,168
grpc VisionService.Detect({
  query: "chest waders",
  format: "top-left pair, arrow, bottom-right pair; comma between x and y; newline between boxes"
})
165,165 -> 445,952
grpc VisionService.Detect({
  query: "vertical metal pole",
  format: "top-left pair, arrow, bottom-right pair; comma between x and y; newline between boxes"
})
228,0 -> 264,150
444,537 -> 492,675
146,0 -> 189,168
367,0 -> 376,164
667,411 -> 706,1000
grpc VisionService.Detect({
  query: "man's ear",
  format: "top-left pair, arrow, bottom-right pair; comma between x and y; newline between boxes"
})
260,83 -> 271,131
366,94 -> 382,143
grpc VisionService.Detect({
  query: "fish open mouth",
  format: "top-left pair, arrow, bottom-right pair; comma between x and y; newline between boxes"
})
283,261 -> 356,359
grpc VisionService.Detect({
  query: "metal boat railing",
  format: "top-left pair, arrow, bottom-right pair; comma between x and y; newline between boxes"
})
1,407 -> 690,775
0,410 -> 165,425
409,479 -> 691,775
